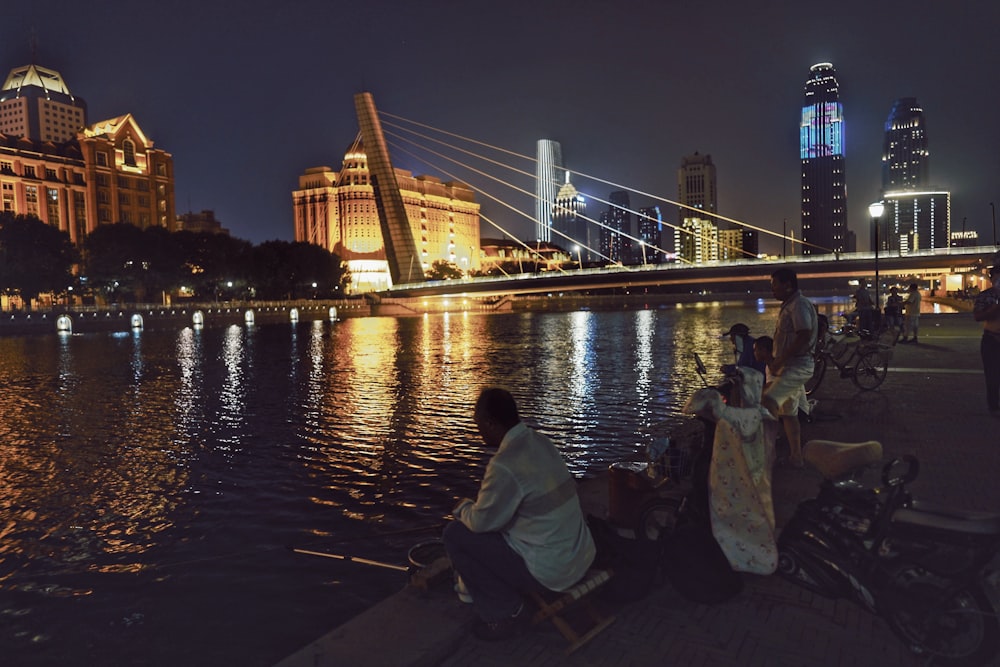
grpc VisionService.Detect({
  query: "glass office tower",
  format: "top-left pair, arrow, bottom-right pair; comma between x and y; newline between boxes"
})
800,62 -> 847,256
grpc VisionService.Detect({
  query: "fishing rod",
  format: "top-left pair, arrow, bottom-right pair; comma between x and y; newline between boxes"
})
290,547 -> 410,572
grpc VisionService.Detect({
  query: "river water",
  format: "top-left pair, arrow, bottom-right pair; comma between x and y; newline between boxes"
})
1,299 -> 859,666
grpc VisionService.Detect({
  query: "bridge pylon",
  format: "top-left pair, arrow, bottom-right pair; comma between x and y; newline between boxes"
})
354,92 -> 425,286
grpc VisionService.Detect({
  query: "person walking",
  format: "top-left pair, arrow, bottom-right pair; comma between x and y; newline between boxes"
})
973,264 -> 1000,417
762,268 -> 817,469
443,387 -> 595,640
900,283 -> 922,344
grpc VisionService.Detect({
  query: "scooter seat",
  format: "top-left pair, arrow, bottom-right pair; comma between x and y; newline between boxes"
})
803,439 -> 883,480
893,500 -> 1000,537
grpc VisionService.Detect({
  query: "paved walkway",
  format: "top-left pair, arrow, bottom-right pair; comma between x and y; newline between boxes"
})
276,313 -> 1000,667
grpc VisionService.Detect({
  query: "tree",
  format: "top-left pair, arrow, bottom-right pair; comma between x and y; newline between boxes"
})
425,260 -> 464,281
249,240 -> 345,300
173,230 -> 253,300
82,223 -> 153,302
0,212 -> 78,306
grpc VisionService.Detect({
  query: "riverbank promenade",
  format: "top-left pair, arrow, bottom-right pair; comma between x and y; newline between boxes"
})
275,312 -> 1000,667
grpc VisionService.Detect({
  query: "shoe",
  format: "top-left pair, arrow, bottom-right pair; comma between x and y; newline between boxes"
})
454,576 -> 473,604
472,604 -> 527,641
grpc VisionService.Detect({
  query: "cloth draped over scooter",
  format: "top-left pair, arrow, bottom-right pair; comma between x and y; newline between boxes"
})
682,367 -> 779,575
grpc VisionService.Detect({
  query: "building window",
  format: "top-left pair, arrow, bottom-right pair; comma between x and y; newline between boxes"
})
96,173 -> 110,186
123,139 -> 136,167
24,165 -> 36,179
2,181 -> 14,212
96,152 -> 108,167
46,168 -> 58,180
0,161 -> 13,174
25,185 -> 39,215
156,163 -> 166,177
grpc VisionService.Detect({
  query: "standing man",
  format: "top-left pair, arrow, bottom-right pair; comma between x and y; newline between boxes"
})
762,268 -> 818,468
900,283 -> 922,344
443,387 -> 595,641
973,264 -> 1000,417
884,286 -> 904,342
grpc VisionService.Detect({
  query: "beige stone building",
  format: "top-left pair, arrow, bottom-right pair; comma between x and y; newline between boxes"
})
293,141 -> 480,292
0,63 -> 175,243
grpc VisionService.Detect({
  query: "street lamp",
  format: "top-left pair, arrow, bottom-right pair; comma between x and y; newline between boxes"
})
869,201 -> 885,306
991,202 -> 997,247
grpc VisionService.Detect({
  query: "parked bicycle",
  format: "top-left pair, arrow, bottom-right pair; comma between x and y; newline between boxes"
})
806,321 -> 891,394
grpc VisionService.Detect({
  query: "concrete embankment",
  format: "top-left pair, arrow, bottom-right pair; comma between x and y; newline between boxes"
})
276,311 -> 998,667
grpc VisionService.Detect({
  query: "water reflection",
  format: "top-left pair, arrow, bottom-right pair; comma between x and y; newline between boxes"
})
0,302 -> 845,666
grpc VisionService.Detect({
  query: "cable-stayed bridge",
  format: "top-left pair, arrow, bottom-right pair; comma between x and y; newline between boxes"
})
353,93 -> 997,299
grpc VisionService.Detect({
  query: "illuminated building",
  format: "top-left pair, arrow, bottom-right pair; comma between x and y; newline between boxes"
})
292,141 -> 481,293
0,62 -> 176,242
677,152 -> 717,227
637,206 -> 663,263
800,63 -> 847,256
675,217 -> 719,264
601,191 -> 630,264
551,175 -> 589,262
879,98 -> 950,253
535,139 -> 563,242
479,238 -> 569,273
0,64 -> 87,143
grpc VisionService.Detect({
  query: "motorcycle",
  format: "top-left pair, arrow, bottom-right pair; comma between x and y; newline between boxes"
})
777,439 -> 1000,665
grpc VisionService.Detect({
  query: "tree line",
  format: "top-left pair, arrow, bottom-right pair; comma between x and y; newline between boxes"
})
0,212 -> 349,306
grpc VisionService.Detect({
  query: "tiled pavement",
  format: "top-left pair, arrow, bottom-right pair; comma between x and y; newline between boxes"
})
277,312 -> 1000,667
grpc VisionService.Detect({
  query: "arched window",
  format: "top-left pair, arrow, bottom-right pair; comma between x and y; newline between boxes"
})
123,138 -> 136,166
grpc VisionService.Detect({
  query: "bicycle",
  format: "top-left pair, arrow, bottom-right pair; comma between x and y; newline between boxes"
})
805,324 -> 891,394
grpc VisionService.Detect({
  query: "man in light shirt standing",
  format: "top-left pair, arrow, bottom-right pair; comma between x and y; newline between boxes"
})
762,268 -> 818,469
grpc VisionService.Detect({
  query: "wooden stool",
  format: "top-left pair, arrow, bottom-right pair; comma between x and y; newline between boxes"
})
526,569 -> 616,654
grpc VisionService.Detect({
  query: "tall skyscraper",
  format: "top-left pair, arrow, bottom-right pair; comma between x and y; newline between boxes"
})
882,97 -> 928,191
637,206 -> 663,263
880,97 -> 949,253
602,191 -> 631,264
551,174 -> 589,262
535,139 -> 563,242
800,62 -> 847,256
677,152 -> 717,226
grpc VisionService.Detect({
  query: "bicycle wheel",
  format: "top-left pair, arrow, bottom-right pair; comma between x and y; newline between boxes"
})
637,498 -> 681,542
852,347 -> 888,390
805,354 -> 827,396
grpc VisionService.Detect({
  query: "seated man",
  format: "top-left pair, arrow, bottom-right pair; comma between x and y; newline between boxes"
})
443,387 -> 596,641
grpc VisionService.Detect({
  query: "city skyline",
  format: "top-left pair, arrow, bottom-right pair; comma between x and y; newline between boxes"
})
4,1 -> 998,254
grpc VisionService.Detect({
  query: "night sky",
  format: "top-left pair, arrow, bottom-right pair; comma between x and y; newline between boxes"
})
4,0 -> 998,254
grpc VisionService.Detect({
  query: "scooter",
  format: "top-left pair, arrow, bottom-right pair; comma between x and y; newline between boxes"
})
777,439 -> 1000,665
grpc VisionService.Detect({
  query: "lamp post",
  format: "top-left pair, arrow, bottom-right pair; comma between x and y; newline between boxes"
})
869,201 -> 885,307
991,202 -> 997,247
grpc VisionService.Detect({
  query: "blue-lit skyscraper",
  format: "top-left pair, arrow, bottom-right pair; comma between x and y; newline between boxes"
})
800,62 -> 846,256
535,139 -> 564,242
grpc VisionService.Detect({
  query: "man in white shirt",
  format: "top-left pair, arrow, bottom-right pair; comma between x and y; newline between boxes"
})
762,268 -> 817,469
443,387 -> 596,640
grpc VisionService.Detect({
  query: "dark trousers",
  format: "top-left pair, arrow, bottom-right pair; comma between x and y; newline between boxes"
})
443,521 -> 546,621
982,332 -> 1000,411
